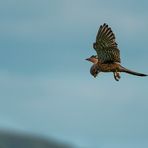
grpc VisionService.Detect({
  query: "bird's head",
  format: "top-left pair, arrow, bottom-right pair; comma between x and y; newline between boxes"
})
85,55 -> 98,64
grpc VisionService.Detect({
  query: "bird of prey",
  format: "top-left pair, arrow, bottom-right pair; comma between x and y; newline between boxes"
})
86,23 -> 147,81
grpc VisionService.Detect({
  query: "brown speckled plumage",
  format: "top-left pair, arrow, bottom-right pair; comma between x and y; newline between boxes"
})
86,23 -> 147,81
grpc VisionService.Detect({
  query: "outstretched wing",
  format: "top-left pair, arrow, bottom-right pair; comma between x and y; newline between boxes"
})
93,23 -> 121,63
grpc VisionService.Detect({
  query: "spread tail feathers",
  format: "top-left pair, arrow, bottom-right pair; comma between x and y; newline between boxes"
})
119,66 -> 148,76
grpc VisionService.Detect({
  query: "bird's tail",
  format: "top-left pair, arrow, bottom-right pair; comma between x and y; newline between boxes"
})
119,65 -> 148,76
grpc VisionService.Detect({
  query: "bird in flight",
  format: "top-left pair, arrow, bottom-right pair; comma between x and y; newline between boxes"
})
86,23 -> 147,81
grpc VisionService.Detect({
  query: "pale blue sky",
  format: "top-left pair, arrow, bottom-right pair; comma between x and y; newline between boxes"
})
0,0 -> 148,147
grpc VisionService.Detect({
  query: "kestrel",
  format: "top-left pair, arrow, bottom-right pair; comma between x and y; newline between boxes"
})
86,23 -> 147,81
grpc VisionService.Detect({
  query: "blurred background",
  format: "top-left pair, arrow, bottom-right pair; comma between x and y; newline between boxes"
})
0,0 -> 148,147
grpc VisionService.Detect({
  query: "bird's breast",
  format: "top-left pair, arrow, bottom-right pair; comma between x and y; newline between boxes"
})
97,62 -> 120,72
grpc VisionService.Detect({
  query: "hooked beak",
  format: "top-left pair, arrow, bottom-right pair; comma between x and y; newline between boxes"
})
85,58 -> 90,61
